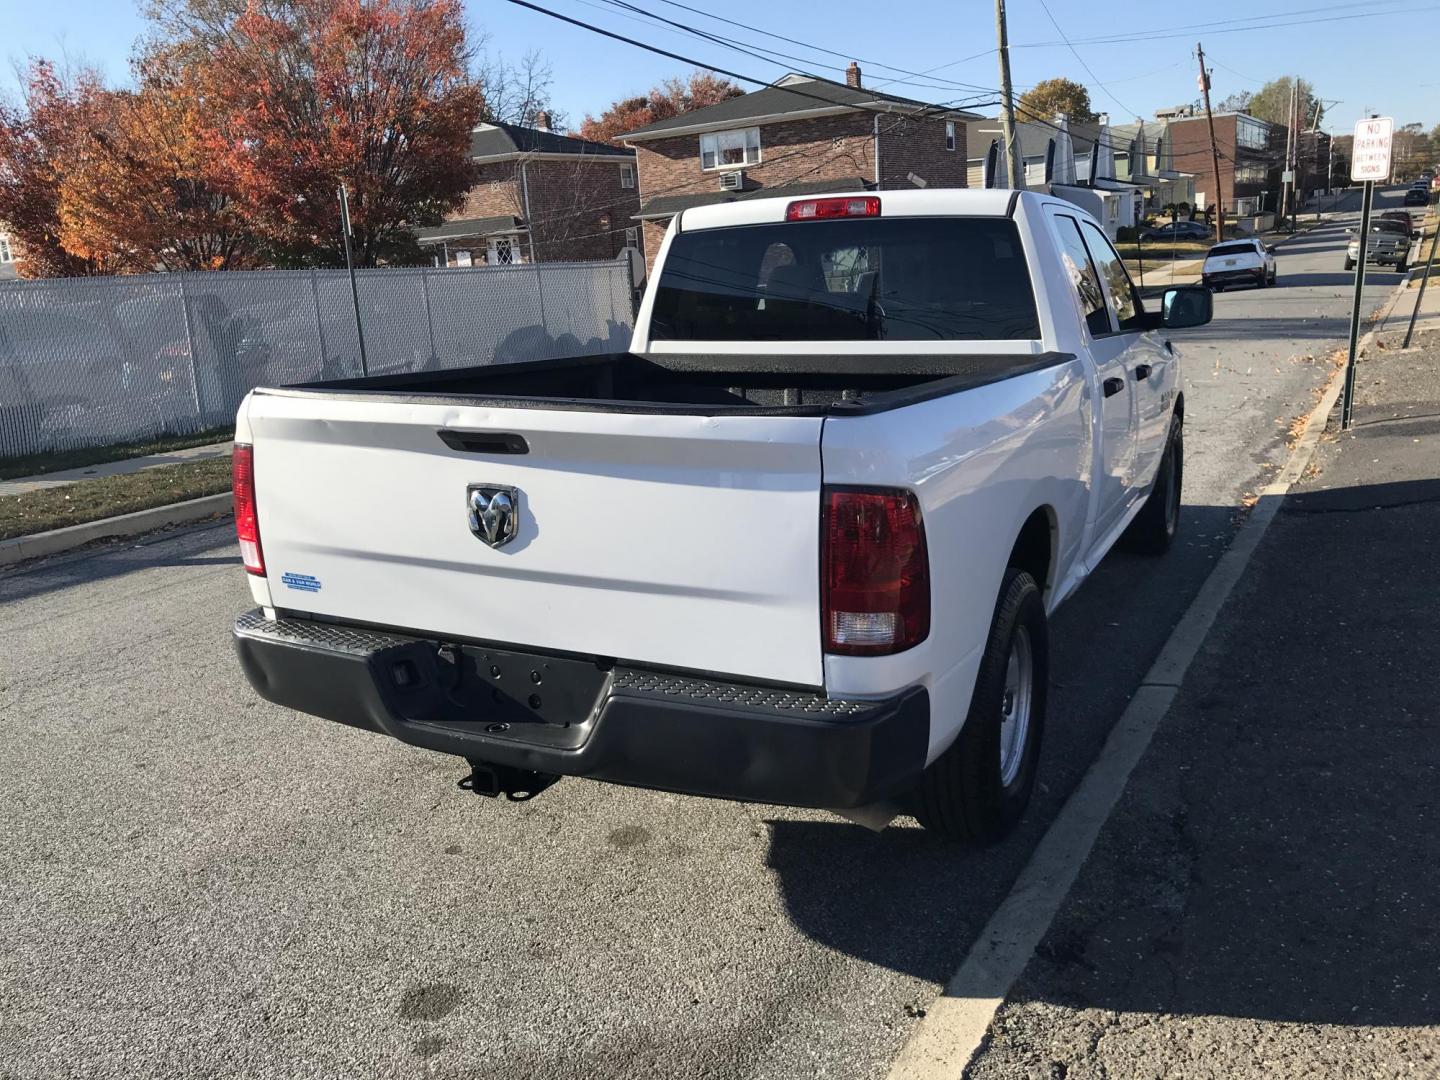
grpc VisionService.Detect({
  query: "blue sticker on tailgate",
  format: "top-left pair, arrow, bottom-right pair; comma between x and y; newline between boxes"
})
281,572 -> 322,593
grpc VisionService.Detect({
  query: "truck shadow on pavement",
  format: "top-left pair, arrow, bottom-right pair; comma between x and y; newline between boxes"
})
762,503 -> 1245,986
770,478 -> 1440,1029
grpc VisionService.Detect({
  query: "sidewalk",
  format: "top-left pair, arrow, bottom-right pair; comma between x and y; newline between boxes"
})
968,335 -> 1440,1074
0,440 -> 231,497
1130,258 -> 1203,289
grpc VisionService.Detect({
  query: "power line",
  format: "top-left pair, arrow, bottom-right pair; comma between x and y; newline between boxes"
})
591,0 -> 991,93
1032,0 -> 1139,119
617,0 -> 999,93
505,0 -> 984,118
1010,1 -> 1437,48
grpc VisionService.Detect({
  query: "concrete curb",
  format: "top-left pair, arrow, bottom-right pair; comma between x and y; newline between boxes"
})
885,275 -> 1412,1080
0,493 -> 231,568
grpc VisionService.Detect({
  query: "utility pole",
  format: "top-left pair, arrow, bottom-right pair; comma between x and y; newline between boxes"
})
1196,43 -> 1226,243
338,182 -> 369,378
1293,81 -> 1309,230
996,0 -> 1025,191
1281,80 -> 1296,226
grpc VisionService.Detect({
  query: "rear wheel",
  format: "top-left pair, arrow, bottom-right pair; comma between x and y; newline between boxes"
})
1123,412 -> 1183,555
914,568 -> 1047,843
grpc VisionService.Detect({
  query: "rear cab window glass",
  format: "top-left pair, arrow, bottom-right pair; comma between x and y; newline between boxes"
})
1079,221 -> 1146,332
1052,215 -> 1112,338
649,216 -> 1041,342
1209,242 -> 1258,257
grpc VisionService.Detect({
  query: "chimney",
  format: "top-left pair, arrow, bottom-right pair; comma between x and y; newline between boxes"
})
845,61 -> 862,89
535,110 -> 553,132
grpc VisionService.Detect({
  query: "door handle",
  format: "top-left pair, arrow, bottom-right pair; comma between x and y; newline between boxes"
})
1134,364 -> 1153,381
437,430 -> 530,455
1103,377 -> 1125,398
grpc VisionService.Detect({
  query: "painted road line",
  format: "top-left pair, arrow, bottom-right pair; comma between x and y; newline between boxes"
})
886,287 -> 1387,1079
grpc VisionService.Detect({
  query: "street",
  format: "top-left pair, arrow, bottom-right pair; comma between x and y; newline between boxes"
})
0,203 -> 1417,1080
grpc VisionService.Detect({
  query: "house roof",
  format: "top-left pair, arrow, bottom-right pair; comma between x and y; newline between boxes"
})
636,176 -> 870,220
468,122 -> 633,161
414,215 -> 526,244
622,74 -> 982,141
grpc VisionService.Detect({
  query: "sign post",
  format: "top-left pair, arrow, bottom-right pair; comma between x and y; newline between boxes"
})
1341,117 -> 1394,429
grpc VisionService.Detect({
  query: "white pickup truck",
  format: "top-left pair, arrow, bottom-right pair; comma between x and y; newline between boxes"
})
232,189 -> 1211,841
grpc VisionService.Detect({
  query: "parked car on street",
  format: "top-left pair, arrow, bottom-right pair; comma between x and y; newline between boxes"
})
1141,220 -> 1212,242
1347,218 -> 1413,271
1405,187 -> 1429,206
1202,239 -> 1276,291
230,189 -> 1212,841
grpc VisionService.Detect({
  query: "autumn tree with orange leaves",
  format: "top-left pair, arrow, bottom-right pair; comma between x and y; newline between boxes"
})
189,0 -> 485,266
577,71 -> 743,146
56,52 -> 263,273
0,62 -> 113,278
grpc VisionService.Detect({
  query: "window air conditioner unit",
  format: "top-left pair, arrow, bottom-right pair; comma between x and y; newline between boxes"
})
718,170 -> 746,191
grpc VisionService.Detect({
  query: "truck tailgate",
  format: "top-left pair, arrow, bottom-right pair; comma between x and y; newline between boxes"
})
245,391 -> 826,686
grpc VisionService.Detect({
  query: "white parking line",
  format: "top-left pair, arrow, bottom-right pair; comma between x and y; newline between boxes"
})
886,300 -> 1377,1078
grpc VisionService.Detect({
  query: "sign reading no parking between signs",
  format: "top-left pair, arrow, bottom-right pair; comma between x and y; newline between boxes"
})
1351,117 -> 1394,182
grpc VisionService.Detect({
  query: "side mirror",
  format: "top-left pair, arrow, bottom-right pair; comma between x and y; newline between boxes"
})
1162,285 -> 1213,329
1266,245 -> 1277,254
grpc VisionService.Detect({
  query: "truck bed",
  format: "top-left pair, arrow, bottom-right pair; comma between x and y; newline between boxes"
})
273,351 -> 1073,417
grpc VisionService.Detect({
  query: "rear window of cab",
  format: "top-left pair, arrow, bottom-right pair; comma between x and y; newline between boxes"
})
649,217 -> 1041,342
1208,242 -> 1258,257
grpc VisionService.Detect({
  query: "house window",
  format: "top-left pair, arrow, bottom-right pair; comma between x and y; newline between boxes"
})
0,234 -> 11,263
700,127 -> 760,170
620,162 -> 635,189
625,226 -> 639,248
489,237 -> 515,265
945,121 -> 956,152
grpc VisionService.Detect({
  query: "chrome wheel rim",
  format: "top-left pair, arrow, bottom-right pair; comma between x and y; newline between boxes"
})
999,626 -> 1034,787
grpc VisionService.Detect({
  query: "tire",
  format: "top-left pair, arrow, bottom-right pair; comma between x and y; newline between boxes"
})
914,568 -> 1048,843
1344,257 -> 1356,271
1123,412 -> 1184,555
1396,259 -> 1408,275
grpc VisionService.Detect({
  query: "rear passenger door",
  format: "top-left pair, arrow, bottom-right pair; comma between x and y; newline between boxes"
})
1077,220 -> 1173,508
1048,210 -> 1137,546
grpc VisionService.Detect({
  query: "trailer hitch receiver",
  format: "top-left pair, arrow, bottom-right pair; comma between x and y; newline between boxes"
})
460,761 -> 559,802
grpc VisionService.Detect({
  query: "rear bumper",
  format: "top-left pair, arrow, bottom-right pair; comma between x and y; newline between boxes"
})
1202,267 -> 1265,287
233,610 -> 928,809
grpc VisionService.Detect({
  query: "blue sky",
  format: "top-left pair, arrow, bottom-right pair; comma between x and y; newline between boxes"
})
3,0 -> 1435,136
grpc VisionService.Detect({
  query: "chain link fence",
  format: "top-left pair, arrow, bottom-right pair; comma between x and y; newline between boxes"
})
0,259 -> 637,461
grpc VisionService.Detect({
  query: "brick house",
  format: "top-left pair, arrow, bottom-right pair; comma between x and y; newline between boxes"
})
417,116 -> 640,266
622,66 -> 981,273
1165,112 -> 1288,216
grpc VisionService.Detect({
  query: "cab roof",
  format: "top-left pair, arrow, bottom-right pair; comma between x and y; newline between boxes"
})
678,187 -> 1024,232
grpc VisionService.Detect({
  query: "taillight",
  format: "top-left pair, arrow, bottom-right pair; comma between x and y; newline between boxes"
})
232,443 -> 265,576
823,487 -> 929,655
786,196 -> 881,221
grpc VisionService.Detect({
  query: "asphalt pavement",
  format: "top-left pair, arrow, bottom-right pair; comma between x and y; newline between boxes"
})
0,195 -> 1417,1080
966,312 -> 1440,1080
